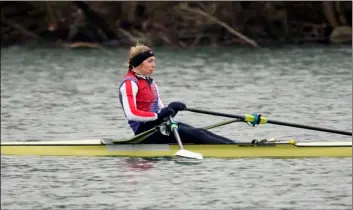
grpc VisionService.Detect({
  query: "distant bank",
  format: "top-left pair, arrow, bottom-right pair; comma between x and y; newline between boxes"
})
1,1 -> 352,48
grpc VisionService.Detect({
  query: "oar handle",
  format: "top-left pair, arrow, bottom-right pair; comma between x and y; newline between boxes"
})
186,108 -> 352,136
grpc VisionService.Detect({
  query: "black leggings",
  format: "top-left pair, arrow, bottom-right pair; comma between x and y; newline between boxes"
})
135,121 -> 236,144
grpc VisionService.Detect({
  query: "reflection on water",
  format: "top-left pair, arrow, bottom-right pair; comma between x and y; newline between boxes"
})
124,158 -> 154,171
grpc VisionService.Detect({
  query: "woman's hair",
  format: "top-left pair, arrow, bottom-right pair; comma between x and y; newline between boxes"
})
128,44 -> 151,68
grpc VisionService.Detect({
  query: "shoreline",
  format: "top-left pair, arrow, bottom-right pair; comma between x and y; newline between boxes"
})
2,2 -> 351,49
1,38 -> 352,50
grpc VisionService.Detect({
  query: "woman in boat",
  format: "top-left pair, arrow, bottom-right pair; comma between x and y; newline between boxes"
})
118,44 -> 236,144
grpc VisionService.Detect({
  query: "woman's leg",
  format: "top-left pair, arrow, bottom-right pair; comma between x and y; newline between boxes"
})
135,121 -> 237,144
177,122 -> 237,144
135,121 -> 160,135
135,121 -> 176,144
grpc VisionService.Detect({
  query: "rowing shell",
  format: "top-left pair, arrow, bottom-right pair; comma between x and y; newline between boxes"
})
1,139 -> 351,158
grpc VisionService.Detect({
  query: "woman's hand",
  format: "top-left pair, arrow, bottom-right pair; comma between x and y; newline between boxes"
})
157,107 -> 176,121
168,101 -> 187,111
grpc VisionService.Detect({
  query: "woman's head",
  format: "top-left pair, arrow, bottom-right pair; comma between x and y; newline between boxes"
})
128,44 -> 156,76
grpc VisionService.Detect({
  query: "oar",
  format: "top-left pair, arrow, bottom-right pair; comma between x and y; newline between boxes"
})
169,116 -> 203,159
202,119 -> 240,129
112,126 -> 158,144
186,108 -> 352,136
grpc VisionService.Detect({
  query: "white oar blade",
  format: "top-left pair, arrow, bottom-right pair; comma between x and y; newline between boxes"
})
175,149 -> 203,160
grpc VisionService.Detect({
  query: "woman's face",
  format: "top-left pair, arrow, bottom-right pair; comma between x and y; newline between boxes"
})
136,56 -> 156,76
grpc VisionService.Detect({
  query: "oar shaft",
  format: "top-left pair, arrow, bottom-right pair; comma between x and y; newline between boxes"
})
202,119 -> 240,130
169,116 -> 184,150
267,119 -> 352,136
112,126 -> 158,143
113,117 -> 240,144
186,108 -> 352,136
168,115 -> 203,159
187,108 -> 245,120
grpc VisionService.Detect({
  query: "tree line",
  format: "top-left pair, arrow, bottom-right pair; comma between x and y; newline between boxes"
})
1,1 -> 352,48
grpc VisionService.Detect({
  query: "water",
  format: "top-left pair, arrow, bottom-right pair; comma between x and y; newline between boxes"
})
1,156 -> 352,209
1,45 -> 352,209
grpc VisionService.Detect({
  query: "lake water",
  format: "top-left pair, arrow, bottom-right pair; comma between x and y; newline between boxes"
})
1,45 -> 352,209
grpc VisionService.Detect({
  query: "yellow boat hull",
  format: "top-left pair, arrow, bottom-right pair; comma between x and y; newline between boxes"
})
1,142 -> 351,158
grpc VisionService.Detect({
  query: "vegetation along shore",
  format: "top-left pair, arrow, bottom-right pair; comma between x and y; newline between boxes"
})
1,1 -> 352,48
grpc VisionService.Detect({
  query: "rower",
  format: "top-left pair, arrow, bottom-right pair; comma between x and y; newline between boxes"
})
117,44 -> 257,144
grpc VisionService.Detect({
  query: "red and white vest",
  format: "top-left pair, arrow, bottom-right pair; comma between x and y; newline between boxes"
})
118,70 -> 164,133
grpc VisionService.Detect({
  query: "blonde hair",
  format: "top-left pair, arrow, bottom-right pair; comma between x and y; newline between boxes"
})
128,44 -> 151,65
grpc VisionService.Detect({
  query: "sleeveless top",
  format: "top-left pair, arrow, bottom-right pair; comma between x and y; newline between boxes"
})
118,70 -> 164,133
